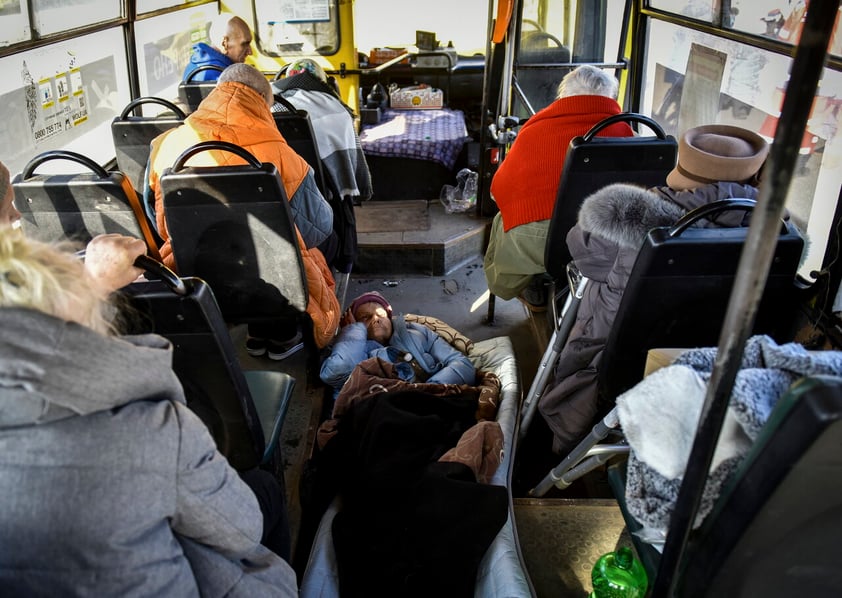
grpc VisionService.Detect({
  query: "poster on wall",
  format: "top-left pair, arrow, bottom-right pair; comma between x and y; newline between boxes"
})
21,56 -> 89,147
0,32 -> 125,177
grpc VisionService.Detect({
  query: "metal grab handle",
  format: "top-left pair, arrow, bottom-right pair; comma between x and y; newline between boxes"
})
21,150 -> 109,180
118,96 -> 186,120
581,112 -> 668,142
170,140 -> 262,172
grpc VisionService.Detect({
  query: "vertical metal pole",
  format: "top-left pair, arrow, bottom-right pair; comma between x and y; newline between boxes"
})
651,1 -> 840,595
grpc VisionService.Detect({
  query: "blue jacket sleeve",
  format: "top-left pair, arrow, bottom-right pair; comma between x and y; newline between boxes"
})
421,328 -> 476,386
288,169 -> 334,249
319,323 -> 369,390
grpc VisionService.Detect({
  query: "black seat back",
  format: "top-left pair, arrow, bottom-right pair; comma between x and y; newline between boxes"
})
677,374 -> 842,597
122,257 -> 265,471
159,141 -> 308,322
598,200 -> 804,405
111,96 -> 186,195
272,95 -> 328,196
12,150 -> 162,261
544,114 -> 677,280
178,65 -> 222,112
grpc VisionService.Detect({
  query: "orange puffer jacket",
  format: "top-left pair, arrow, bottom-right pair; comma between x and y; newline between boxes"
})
148,81 -> 339,347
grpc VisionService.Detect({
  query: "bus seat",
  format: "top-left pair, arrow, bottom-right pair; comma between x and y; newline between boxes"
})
272,95 -> 328,196
597,200 -> 803,404
123,256 -> 295,472
665,374 -> 842,597
12,149 -> 162,261
487,113 -> 676,324
178,65 -> 222,113
544,113 -> 677,284
111,96 -> 186,196
527,200 -> 805,500
158,141 -> 312,352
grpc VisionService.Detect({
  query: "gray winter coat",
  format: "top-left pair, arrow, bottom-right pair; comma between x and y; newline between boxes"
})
538,182 -> 759,454
0,308 -> 297,597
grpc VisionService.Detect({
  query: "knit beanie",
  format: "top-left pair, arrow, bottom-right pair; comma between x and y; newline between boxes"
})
349,291 -> 392,319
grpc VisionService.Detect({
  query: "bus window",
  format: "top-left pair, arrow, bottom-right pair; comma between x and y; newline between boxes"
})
514,0 -> 628,116
0,1 -> 32,47
642,17 -> 842,282
134,5 -> 220,102
137,0 -> 194,13
253,0 -> 340,57
352,0 -> 489,57
31,0 -> 121,37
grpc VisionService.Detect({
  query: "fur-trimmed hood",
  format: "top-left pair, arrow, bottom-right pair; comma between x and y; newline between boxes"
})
577,183 -> 685,249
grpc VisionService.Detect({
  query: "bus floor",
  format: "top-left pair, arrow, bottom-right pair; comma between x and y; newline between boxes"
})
231,261 -> 637,595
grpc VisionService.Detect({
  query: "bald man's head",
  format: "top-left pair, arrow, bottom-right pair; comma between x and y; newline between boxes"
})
210,14 -> 253,63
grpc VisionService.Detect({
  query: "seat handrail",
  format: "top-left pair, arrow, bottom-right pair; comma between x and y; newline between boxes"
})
272,94 -> 302,114
118,96 -> 187,120
21,150 -> 108,179
18,150 -> 164,262
134,255 -> 189,296
668,198 -> 792,237
669,199 -> 756,235
171,140 -> 262,172
581,112 -> 668,142
183,64 -> 223,83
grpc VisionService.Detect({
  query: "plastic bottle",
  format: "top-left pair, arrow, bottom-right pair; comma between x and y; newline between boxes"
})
589,546 -> 648,598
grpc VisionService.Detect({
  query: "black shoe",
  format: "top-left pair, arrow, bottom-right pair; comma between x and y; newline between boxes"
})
267,332 -> 304,361
246,337 -> 267,357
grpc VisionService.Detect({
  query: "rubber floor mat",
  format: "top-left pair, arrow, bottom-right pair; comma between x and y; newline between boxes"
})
513,498 -> 637,597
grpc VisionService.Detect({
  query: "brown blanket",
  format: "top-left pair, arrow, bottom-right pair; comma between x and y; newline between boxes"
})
317,357 -> 502,449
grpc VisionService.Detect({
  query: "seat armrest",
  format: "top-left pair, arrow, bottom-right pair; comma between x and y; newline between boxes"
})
243,370 -> 296,465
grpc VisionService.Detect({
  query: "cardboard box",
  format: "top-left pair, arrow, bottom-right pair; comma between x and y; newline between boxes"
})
369,47 -> 409,65
643,348 -> 687,377
389,85 -> 443,109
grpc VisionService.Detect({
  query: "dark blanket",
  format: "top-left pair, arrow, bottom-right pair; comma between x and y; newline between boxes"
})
322,389 -> 509,597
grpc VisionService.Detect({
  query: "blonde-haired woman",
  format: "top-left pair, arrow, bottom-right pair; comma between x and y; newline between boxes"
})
0,228 -> 297,596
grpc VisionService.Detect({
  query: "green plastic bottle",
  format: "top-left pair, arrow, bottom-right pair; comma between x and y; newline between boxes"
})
589,546 -> 648,598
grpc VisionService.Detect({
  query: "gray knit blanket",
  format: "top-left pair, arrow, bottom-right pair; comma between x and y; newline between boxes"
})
615,335 -> 842,547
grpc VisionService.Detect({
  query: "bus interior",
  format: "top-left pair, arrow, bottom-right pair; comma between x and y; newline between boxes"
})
2,0 -> 842,595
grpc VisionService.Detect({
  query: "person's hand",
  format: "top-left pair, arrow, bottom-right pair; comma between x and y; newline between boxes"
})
340,306 -> 356,327
84,234 -> 147,294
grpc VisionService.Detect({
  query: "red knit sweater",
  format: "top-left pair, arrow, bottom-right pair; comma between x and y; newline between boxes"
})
491,95 -> 633,231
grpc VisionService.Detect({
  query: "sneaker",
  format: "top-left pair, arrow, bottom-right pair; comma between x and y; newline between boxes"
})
267,332 -> 304,361
246,337 -> 267,357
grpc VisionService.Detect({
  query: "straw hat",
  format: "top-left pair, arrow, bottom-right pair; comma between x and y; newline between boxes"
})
666,124 -> 769,191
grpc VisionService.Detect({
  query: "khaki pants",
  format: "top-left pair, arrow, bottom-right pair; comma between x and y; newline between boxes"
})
483,212 -> 549,300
